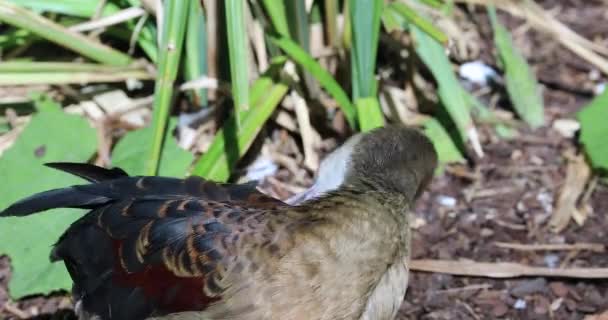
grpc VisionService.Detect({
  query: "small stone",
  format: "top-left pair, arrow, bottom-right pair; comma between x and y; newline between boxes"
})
552,118 -> 580,138
514,299 -> 527,310
436,195 -> 457,208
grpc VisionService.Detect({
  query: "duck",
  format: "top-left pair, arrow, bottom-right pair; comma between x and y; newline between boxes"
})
0,125 -> 437,320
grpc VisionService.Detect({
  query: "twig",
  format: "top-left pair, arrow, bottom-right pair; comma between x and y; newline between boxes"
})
435,283 -> 493,294
494,242 -> 605,252
410,259 -> 608,279
291,90 -> 320,171
3,302 -> 28,319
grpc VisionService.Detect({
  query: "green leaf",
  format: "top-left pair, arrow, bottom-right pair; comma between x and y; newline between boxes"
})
185,0 -> 208,107
260,0 -> 289,37
355,97 -> 384,132
226,0 -> 250,119
350,0 -> 382,99
0,96 -> 97,298
147,0 -> 189,175
271,36 -> 357,129
0,0 -> 133,66
423,117 -> 465,164
191,64 -> 289,181
388,3 -> 448,45
112,119 -> 193,177
412,26 -> 474,144
577,90 -> 608,171
488,6 -> 544,128
8,0 -> 117,17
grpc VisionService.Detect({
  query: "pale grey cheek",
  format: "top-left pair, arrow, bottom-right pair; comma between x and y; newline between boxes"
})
286,135 -> 362,205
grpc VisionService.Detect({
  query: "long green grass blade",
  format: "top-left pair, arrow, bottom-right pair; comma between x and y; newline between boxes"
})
389,3 -> 448,45
0,71 -> 152,85
10,0 -> 158,62
260,0 -> 289,37
0,61 -> 144,72
225,0 -> 250,121
146,0 -> 189,175
191,65 -> 289,181
7,0 -> 116,17
185,0 -> 208,107
0,0 -> 132,66
285,0 -> 320,98
412,26 -> 474,144
355,97 -> 384,131
350,0 -> 383,131
350,0 -> 382,99
488,6 -> 544,128
271,35 -> 356,129
423,117 -> 465,165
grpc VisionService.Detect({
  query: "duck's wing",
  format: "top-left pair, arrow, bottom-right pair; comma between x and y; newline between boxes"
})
1,163 -> 288,320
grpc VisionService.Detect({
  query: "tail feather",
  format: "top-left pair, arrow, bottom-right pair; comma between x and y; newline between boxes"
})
0,187 -> 112,217
0,162 -> 127,217
45,162 -> 128,183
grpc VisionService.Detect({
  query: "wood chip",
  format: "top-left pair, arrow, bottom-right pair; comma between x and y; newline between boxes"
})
410,259 -> 608,279
549,151 -> 591,232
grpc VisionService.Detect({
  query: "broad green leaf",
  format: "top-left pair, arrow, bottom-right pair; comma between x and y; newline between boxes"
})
0,96 -> 97,298
356,97 -> 384,132
271,36 -> 357,129
112,119 -> 193,177
488,7 -> 544,128
423,118 -> 465,164
577,90 -> 608,171
412,26 -> 473,144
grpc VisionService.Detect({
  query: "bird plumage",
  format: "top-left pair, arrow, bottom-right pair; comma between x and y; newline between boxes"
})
0,126 -> 437,320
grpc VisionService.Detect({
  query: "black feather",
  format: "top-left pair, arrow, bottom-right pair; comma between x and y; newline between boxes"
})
45,162 -> 128,182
